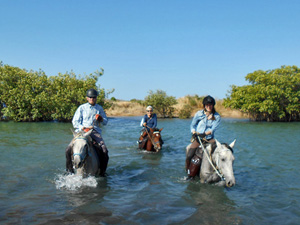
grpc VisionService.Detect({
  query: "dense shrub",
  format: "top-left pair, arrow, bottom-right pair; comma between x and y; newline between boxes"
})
144,90 -> 177,118
178,104 -> 192,119
224,65 -> 300,121
0,62 -> 111,122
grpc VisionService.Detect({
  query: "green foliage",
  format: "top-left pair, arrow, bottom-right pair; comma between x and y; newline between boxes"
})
224,65 -> 300,121
130,98 -> 144,105
0,63 -> 112,122
178,104 -> 192,119
186,95 -> 204,108
144,90 -> 177,118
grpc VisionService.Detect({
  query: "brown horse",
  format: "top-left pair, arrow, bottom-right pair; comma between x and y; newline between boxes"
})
138,128 -> 163,152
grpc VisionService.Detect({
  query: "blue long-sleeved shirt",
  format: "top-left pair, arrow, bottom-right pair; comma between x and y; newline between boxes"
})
190,110 -> 221,140
72,102 -> 108,134
141,113 -> 157,128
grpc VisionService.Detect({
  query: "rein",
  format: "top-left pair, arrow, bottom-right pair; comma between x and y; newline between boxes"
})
196,135 -> 225,181
144,126 -> 157,147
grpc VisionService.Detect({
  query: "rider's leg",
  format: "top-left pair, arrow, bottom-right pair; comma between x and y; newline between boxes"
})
186,141 -> 200,171
90,130 -> 109,176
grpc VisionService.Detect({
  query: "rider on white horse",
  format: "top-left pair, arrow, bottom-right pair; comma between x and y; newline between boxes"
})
186,95 -> 221,177
65,89 -> 109,176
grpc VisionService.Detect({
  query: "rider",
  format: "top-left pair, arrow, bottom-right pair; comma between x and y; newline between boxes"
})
138,106 -> 158,148
65,88 -> 109,177
186,95 -> 221,177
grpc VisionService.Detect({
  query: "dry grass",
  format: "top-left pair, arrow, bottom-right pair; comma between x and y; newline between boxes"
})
105,97 -> 248,119
106,101 -> 145,117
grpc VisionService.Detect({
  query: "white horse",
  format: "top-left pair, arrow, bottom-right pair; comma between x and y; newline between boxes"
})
71,130 -> 100,177
186,139 -> 236,187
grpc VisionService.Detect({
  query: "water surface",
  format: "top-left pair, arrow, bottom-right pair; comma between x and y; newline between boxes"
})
0,118 -> 299,224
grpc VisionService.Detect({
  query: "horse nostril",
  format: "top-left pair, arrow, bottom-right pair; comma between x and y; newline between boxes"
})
227,181 -> 235,187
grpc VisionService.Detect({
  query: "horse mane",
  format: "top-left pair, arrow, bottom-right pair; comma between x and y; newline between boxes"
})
209,142 -> 233,155
222,143 -> 234,153
71,130 -> 92,147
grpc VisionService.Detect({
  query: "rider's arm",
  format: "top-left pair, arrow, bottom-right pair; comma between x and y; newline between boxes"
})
208,113 -> 221,136
190,111 -> 204,134
72,106 -> 84,131
98,106 -> 108,125
152,114 -> 157,128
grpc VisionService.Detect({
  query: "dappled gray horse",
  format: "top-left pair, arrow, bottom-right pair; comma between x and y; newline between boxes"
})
70,130 -> 100,177
186,139 -> 236,187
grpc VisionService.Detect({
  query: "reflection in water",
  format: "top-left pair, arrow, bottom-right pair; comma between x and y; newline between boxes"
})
182,181 -> 241,224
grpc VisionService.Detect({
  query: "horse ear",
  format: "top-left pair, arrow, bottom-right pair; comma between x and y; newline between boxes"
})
70,128 -> 76,137
159,128 -> 163,132
229,139 -> 236,149
215,139 -> 222,148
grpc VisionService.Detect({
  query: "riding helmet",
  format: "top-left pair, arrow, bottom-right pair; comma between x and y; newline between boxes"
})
86,89 -> 98,98
203,95 -> 215,106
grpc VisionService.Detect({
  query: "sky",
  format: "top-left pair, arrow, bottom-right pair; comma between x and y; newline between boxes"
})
1,0 -> 299,101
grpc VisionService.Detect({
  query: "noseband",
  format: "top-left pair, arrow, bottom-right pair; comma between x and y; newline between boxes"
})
72,136 -> 91,166
212,145 -> 234,181
152,131 -> 161,149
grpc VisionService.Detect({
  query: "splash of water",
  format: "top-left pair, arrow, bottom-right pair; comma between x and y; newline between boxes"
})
55,173 -> 98,191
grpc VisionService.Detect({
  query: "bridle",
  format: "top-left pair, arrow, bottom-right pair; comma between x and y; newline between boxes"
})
72,136 -> 91,167
145,127 -> 161,151
152,131 -> 162,149
212,146 -> 233,180
196,135 -> 226,181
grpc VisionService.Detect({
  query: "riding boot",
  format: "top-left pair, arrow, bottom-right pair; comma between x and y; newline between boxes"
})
65,145 -> 74,174
185,159 -> 191,172
186,147 -> 198,174
94,144 -> 109,177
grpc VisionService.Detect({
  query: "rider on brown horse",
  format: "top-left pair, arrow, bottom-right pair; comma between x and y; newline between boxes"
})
138,106 -> 163,149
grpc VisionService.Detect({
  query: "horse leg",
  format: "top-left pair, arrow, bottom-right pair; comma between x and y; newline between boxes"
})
65,145 -> 74,173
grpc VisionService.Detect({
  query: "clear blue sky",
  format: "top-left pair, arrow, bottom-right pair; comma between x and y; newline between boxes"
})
1,0 -> 299,100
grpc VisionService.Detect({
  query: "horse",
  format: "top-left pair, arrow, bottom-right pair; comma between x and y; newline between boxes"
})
138,128 -> 163,152
70,130 -> 100,177
186,139 -> 236,187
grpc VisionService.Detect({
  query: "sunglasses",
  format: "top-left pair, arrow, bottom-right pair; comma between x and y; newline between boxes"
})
147,110 -> 153,112
89,96 -> 97,99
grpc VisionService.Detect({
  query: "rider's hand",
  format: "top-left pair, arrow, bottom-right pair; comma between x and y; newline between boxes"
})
95,114 -> 103,122
198,133 -> 206,138
83,126 -> 94,132
143,122 -> 147,127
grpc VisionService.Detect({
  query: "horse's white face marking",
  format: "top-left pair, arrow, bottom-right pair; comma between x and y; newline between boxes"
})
73,139 -> 88,169
214,139 -> 236,187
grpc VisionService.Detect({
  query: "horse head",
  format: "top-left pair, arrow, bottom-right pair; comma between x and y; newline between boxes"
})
150,128 -> 163,152
212,139 -> 236,187
71,130 -> 92,169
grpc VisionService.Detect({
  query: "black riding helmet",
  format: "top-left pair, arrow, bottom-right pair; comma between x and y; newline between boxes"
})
86,89 -> 98,98
203,95 -> 215,106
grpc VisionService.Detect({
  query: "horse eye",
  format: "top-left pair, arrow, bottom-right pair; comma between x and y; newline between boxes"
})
221,158 -> 226,162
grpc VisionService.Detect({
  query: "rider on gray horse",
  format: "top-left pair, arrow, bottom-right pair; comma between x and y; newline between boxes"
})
186,95 -> 221,178
65,88 -> 109,177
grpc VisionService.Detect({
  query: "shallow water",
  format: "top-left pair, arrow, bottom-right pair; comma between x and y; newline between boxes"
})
0,117 -> 299,224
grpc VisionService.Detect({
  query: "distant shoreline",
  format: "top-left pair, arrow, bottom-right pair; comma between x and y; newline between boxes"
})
105,99 -> 248,119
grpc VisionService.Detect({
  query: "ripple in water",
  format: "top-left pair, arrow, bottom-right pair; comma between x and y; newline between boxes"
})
55,174 -> 98,191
